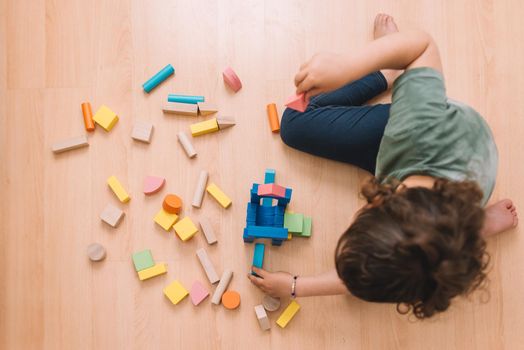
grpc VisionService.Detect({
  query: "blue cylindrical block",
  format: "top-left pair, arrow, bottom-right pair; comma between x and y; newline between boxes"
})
142,64 -> 175,93
167,94 -> 205,104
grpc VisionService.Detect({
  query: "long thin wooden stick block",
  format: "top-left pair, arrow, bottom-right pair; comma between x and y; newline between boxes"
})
199,217 -> 217,244
196,248 -> 220,284
52,135 -> 89,154
211,269 -> 233,304
177,131 -> 197,158
192,170 -> 208,208
163,102 -> 198,116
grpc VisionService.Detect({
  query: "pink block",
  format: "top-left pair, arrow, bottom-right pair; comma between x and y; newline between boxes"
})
284,93 -> 310,113
258,183 -> 286,198
223,67 -> 242,92
190,281 -> 209,306
143,176 -> 166,195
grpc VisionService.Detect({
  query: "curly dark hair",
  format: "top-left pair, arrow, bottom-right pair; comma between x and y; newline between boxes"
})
335,177 -> 489,319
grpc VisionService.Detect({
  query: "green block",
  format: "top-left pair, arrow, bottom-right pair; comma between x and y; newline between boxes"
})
132,249 -> 155,272
300,217 -> 312,237
284,213 -> 304,233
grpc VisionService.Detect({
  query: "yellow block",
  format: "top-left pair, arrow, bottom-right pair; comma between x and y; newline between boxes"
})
276,300 -> 300,328
93,105 -> 119,131
138,263 -> 167,281
190,118 -> 219,136
163,280 -> 189,304
154,209 -> 178,231
107,176 -> 130,203
206,183 -> 232,208
287,233 -> 292,240
173,217 -> 198,241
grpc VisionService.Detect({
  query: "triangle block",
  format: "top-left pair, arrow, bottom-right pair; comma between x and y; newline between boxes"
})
284,93 -> 309,113
190,280 -> 210,306
143,176 -> 166,195
217,116 -> 236,130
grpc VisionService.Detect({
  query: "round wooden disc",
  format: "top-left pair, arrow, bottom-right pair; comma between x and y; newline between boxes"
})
87,243 -> 106,262
221,290 -> 241,310
262,295 -> 281,312
162,194 -> 183,214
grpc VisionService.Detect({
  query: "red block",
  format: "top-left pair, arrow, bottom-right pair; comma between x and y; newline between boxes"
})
258,184 -> 286,198
284,93 -> 310,112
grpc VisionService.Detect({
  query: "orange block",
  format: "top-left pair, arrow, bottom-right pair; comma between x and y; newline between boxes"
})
221,290 -> 241,310
163,194 -> 183,214
267,103 -> 279,133
81,102 -> 95,132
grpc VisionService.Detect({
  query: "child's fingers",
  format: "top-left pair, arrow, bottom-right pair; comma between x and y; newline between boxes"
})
251,266 -> 268,278
294,69 -> 308,88
248,274 -> 265,289
297,76 -> 316,95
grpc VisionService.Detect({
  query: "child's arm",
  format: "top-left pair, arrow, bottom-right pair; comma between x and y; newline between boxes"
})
295,30 -> 443,98
248,267 -> 348,298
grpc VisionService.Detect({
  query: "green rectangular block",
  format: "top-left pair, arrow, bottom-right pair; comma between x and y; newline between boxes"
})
300,217 -> 312,237
132,249 -> 155,272
284,213 -> 304,233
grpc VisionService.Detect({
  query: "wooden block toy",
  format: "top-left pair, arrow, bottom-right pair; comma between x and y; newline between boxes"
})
206,183 -> 232,208
107,176 -> 131,203
222,290 -> 240,310
190,118 -> 219,137
284,213 -> 304,233
191,170 -> 208,208
87,243 -> 106,262
222,67 -> 242,92
196,248 -> 220,284
168,94 -> 205,104
284,93 -> 310,113
262,169 -> 276,206
142,64 -> 175,93
199,217 -> 217,245
287,233 -> 292,240
254,305 -> 271,330
163,280 -> 189,305
266,103 -> 280,132
197,102 -> 218,116
81,102 -> 95,132
243,226 -> 288,242
93,105 -> 119,131
276,300 -> 300,328
262,295 -> 281,312
177,131 -> 197,158
300,217 -> 312,237
173,217 -> 198,241
154,208 -> 178,231
163,102 -> 198,116
216,116 -> 236,130
131,120 -> 154,143
132,249 -> 155,272
258,183 -> 286,198
252,243 -> 265,275
51,135 -> 89,154
190,281 -> 209,306
138,263 -> 167,281
100,203 -> 125,227
143,176 -> 165,195
162,194 -> 183,214
211,269 -> 233,304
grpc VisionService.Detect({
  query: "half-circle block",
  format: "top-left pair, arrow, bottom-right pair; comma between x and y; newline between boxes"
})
143,176 -> 165,195
222,67 -> 242,92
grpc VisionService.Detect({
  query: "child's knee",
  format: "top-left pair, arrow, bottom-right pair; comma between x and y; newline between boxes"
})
279,108 -> 300,146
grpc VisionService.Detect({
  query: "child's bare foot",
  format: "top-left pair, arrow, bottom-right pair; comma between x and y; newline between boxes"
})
482,199 -> 518,237
374,13 -> 399,39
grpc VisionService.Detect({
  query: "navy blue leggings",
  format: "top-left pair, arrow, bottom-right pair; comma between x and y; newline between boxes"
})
280,72 -> 390,174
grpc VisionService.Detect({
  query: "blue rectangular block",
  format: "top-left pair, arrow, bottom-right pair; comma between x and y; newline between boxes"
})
262,169 -> 276,206
252,243 -> 265,275
277,188 -> 292,206
250,184 -> 261,204
142,64 -> 175,93
167,94 -> 205,104
244,226 -> 288,240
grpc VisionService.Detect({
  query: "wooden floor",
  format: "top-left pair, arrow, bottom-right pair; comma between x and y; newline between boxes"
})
1,0 -> 524,349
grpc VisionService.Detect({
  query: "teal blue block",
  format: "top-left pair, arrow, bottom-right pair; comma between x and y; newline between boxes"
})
167,94 -> 204,104
252,243 -> 265,275
142,64 -> 175,93
284,213 -> 304,233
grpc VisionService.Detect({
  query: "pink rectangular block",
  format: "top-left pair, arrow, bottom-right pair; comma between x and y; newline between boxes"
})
258,184 -> 286,198
190,281 -> 209,306
284,93 -> 310,113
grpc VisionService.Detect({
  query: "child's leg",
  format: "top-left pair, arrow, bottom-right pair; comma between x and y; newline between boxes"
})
280,73 -> 390,173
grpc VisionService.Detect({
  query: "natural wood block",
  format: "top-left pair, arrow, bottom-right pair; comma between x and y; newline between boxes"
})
191,170 -> 208,208
100,203 -> 125,228
162,102 -> 198,116
206,183 -> 232,208
216,116 -> 236,130
276,300 -> 300,328
154,208 -> 178,231
173,217 -> 198,241
196,248 -> 220,284
107,176 -> 131,203
87,243 -> 106,262
199,217 -> 217,244
51,135 -> 89,154
262,295 -> 281,312
190,118 -> 219,136
197,102 -> 218,116
163,280 -> 189,305
255,305 -> 271,330
93,105 -> 119,131
138,263 -> 167,281
177,131 -> 197,158
211,269 -> 233,304
131,120 -> 153,143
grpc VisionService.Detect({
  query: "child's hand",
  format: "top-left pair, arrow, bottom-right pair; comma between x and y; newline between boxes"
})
248,267 -> 293,298
295,52 -> 350,99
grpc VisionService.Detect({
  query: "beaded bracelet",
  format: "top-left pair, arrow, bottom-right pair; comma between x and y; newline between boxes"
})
291,275 -> 298,299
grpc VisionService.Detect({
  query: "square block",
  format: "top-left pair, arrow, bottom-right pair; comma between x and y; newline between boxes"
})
131,120 -> 154,143
100,203 -> 125,228
190,118 -> 219,136
300,217 -> 312,237
164,280 -> 189,304
138,263 -> 167,281
132,249 -> 155,272
154,209 -> 178,231
206,183 -> 232,208
107,176 -> 130,203
93,105 -> 119,131
284,213 -> 304,233
173,217 -> 198,241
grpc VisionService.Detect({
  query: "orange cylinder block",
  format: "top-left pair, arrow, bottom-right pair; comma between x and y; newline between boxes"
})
163,194 -> 183,214
266,103 -> 280,133
81,102 -> 95,132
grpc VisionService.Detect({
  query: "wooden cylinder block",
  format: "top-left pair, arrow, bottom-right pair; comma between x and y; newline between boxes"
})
163,194 -> 182,214
267,103 -> 280,133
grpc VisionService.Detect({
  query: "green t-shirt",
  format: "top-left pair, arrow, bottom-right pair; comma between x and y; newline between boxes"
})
375,67 -> 498,206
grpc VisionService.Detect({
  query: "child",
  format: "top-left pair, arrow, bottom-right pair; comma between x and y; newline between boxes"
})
248,14 -> 518,319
